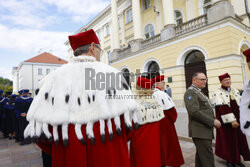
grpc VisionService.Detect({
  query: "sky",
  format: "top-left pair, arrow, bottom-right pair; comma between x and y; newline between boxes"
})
0,0 -> 110,80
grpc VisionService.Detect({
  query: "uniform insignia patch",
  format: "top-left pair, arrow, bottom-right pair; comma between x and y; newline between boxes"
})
188,96 -> 192,100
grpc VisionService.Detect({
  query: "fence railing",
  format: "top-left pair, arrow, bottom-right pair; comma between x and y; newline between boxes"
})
141,34 -> 161,49
117,47 -> 131,58
175,14 -> 208,36
112,14 -> 209,62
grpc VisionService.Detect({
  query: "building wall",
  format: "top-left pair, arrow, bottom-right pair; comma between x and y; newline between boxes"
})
15,63 -> 63,96
111,22 -> 250,106
18,64 -> 32,91
65,0 -> 250,106
12,70 -> 18,94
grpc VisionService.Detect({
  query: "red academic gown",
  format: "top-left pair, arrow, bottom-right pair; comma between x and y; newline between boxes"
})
215,95 -> 250,164
160,107 -> 184,167
38,117 -> 130,167
129,121 -> 161,167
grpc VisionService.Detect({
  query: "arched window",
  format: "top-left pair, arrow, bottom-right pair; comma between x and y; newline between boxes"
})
185,50 -> 205,64
175,10 -> 183,26
147,61 -> 160,79
203,0 -> 212,14
184,50 -> 208,96
144,24 -> 155,39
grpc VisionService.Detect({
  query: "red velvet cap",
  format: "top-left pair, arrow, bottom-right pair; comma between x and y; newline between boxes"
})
68,29 -> 100,51
243,48 -> 250,62
137,77 -> 154,89
151,75 -> 164,83
218,73 -> 230,81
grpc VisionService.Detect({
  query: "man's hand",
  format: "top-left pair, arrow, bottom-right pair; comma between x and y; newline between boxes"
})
231,121 -> 239,128
214,119 -> 221,128
21,113 -> 27,117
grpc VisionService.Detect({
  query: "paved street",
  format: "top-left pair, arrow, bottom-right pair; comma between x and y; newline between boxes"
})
0,135 -> 42,167
175,108 -> 250,146
0,109 -> 249,167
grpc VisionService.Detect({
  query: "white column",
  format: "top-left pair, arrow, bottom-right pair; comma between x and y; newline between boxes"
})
186,0 -> 195,20
111,0 -> 120,51
100,27 -> 104,49
119,13 -> 126,47
100,27 -> 105,63
162,0 -> 175,26
132,0 -> 143,40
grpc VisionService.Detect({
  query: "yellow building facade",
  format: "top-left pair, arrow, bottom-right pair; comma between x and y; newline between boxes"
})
66,0 -> 250,107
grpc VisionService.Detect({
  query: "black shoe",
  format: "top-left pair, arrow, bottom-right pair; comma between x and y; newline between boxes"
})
226,162 -> 236,167
19,141 -> 25,145
237,162 -> 246,167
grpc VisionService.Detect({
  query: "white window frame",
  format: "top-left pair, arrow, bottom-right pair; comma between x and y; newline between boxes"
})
174,10 -> 183,26
144,24 -> 155,39
105,24 -> 110,37
203,0 -> 212,14
38,68 -> 42,75
107,50 -> 112,63
46,68 -> 50,75
96,30 -> 102,41
126,8 -> 133,24
118,16 -> 121,29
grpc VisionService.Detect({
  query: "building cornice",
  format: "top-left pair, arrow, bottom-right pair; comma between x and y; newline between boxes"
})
15,61 -> 64,73
65,0 -> 131,46
111,17 -> 250,65
22,62 -> 65,66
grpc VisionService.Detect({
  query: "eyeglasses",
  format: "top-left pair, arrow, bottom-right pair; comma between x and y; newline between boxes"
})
196,78 -> 208,82
95,44 -> 103,56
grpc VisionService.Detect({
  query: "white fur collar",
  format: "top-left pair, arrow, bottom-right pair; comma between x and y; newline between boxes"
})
24,61 -> 139,146
69,55 -> 96,63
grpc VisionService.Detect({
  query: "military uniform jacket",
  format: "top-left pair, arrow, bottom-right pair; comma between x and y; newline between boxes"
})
240,79 -> 250,137
184,85 -> 215,139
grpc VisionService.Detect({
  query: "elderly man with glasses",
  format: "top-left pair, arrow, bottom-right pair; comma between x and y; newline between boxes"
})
211,73 -> 250,167
25,29 -> 139,167
184,72 -> 221,167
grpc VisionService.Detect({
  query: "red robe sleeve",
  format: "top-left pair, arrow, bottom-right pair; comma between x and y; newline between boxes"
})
37,139 -> 52,155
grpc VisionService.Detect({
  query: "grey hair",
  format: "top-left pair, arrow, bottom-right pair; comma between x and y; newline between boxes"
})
73,44 -> 101,56
192,72 -> 205,79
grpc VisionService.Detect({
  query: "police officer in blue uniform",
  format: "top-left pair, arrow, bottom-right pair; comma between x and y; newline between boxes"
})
4,94 -> 17,139
15,89 -> 33,145
0,89 -> 8,138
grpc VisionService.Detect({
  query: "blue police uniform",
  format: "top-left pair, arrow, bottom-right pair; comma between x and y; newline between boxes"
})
4,94 -> 17,138
15,90 -> 33,144
0,90 -> 8,136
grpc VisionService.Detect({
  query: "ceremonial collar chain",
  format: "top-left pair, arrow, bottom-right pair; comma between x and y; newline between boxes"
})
190,86 -> 213,108
192,84 -> 201,92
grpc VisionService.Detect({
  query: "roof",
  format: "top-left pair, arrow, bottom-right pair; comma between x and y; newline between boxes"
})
25,52 -> 68,64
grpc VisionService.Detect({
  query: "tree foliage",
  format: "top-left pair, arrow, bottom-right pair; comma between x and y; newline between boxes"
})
0,77 -> 13,93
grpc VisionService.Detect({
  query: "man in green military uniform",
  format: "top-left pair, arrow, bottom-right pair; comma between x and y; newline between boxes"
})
184,72 -> 221,167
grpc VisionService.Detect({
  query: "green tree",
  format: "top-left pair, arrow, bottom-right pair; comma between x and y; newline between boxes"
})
0,77 -> 13,93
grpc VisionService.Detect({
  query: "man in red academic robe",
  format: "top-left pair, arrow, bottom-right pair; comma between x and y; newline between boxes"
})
152,75 -> 184,167
240,49 -> 250,137
211,73 -> 250,167
129,76 -> 163,167
24,29 -> 139,167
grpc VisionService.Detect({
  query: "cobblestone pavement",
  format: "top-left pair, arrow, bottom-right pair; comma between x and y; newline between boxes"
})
0,108 -> 250,167
0,135 -> 42,167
